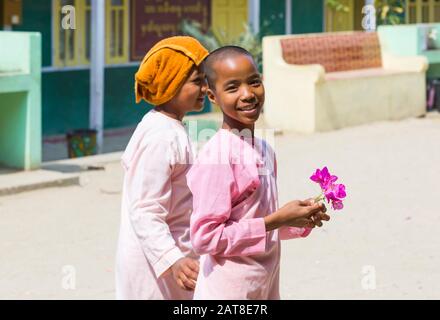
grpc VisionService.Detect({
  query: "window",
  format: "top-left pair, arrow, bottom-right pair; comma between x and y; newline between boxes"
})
406,0 -> 440,23
408,0 -> 418,23
53,0 -> 129,67
106,0 -> 129,64
53,0 -> 82,66
325,0 -> 354,32
211,0 -> 248,43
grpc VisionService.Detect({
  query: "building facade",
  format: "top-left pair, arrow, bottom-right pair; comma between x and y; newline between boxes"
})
0,0 -> 326,136
4,1 -> 438,137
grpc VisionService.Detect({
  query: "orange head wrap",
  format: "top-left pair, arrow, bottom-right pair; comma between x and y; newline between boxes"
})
135,36 -> 209,105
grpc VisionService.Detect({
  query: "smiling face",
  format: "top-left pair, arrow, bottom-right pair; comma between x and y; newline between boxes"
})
207,54 -> 265,131
161,65 -> 207,118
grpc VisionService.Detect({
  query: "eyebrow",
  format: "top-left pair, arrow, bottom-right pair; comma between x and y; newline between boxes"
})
223,79 -> 241,88
191,72 -> 205,79
247,73 -> 261,80
222,73 -> 261,87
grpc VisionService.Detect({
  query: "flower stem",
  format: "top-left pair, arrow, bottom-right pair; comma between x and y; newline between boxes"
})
314,192 -> 325,203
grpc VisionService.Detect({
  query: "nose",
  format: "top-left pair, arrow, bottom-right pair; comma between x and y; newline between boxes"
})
200,78 -> 208,94
240,85 -> 256,102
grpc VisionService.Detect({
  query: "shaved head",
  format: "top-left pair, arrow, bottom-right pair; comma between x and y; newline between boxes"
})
204,46 -> 255,90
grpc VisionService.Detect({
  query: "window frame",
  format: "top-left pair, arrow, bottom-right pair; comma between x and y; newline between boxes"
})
52,0 -> 130,68
53,0 -> 86,67
106,0 -> 130,65
405,0 -> 440,23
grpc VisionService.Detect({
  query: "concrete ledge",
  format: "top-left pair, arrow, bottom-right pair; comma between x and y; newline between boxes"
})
0,170 -> 80,197
42,151 -> 124,169
0,151 -> 124,197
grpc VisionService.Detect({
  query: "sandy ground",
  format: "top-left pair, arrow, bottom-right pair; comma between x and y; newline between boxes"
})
1,113 -> 439,299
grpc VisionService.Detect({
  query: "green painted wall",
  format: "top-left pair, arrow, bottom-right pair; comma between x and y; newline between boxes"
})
291,0 -> 324,34
12,0 -> 52,67
0,31 -> 42,169
43,68 -> 148,135
0,92 -> 27,168
42,70 -> 90,135
259,0 -> 323,36
43,67 -> 211,135
260,0 -> 286,37
104,66 -> 150,129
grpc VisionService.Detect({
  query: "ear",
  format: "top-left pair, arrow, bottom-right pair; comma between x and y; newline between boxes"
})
207,88 -> 218,105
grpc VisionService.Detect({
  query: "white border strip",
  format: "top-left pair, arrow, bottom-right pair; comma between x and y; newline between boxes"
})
285,0 -> 292,34
42,61 -> 140,73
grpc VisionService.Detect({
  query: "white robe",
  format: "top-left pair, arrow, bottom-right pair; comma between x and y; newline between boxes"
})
115,110 -> 196,300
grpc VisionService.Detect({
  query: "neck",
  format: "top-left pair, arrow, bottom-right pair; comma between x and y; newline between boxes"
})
222,115 -> 255,138
154,105 -> 184,121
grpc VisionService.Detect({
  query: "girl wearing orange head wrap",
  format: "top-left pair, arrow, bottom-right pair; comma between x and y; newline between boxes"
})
116,36 -> 208,300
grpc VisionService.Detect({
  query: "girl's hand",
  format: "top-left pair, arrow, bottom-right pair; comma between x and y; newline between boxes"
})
265,200 -> 329,231
170,257 -> 199,291
303,199 -> 330,228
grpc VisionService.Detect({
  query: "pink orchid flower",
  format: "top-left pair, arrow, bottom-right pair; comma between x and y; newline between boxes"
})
310,167 -> 338,190
310,167 -> 346,211
324,183 -> 346,202
331,200 -> 344,210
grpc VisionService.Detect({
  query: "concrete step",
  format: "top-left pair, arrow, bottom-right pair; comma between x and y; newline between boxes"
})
0,151 -> 123,197
0,169 -> 80,197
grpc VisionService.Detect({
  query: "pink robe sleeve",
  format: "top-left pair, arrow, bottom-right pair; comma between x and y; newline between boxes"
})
187,163 -> 267,257
125,138 -> 184,278
279,227 -> 313,240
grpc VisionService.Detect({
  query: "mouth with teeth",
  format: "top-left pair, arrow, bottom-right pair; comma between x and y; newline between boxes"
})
237,103 -> 259,113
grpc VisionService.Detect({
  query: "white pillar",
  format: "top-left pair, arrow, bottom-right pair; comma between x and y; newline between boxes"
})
248,0 -> 260,34
90,0 -> 105,154
285,0 -> 292,34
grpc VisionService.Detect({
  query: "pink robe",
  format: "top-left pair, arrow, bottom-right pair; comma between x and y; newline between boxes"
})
115,110 -> 197,300
187,129 -> 312,300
